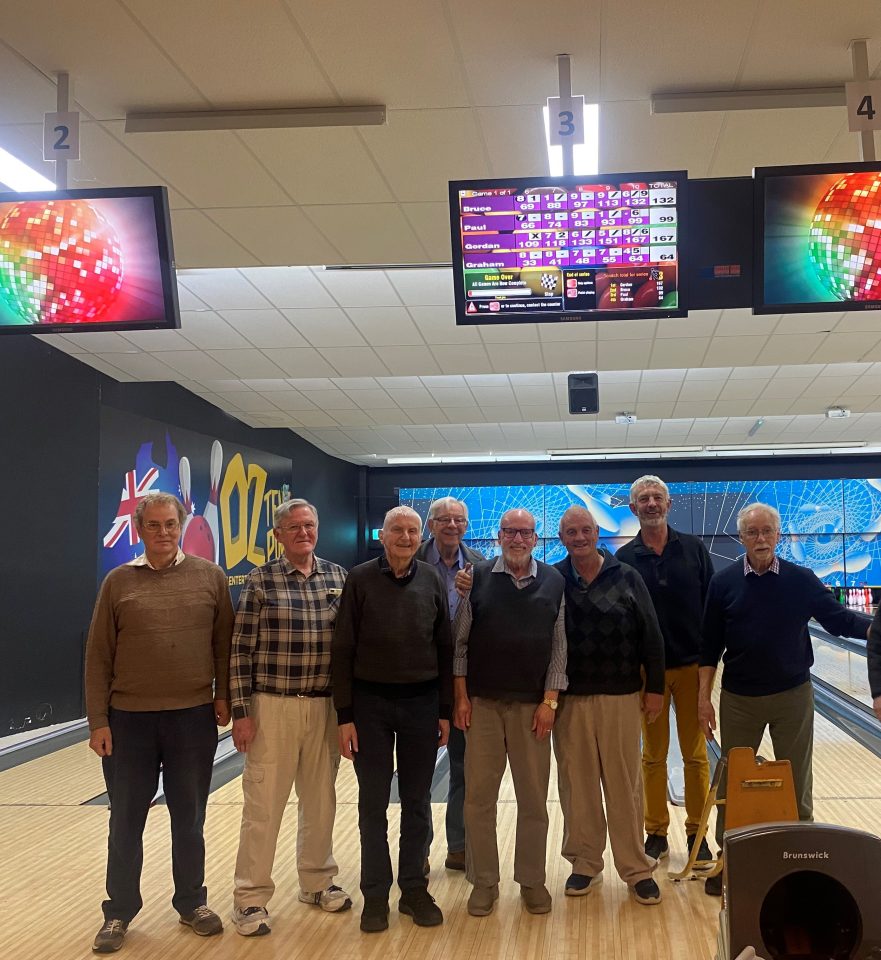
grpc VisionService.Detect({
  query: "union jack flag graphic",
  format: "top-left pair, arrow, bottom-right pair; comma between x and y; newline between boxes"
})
102,466 -> 160,548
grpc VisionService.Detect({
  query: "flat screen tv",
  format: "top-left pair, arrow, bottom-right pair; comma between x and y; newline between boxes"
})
0,186 -> 180,334
449,171 -> 687,325
754,162 -> 881,315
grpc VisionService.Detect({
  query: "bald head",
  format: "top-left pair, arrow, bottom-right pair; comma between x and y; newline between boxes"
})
497,508 -> 538,569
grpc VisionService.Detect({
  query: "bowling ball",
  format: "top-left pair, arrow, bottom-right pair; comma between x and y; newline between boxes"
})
809,172 -> 881,301
183,515 -> 215,561
0,199 -> 124,324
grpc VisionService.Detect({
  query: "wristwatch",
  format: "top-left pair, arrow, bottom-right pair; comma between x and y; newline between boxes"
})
542,698 -> 559,711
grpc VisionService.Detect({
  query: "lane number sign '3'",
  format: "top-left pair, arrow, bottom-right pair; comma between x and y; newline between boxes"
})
547,95 -> 585,147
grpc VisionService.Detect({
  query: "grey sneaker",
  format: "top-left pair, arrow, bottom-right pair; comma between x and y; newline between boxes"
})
179,905 -> 223,936
92,919 -> 128,953
298,884 -> 352,913
233,905 -> 271,936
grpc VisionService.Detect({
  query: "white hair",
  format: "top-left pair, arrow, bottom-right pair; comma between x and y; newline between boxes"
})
427,497 -> 469,520
737,502 -> 781,535
274,498 -> 318,527
383,505 -> 422,529
630,475 -> 669,503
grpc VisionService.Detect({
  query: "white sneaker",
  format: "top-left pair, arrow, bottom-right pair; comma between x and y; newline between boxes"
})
232,905 -> 271,937
298,884 -> 353,913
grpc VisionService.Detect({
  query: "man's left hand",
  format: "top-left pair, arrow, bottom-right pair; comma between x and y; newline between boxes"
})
214,699 -> 231,726
532,703 -> 555,740
641,692 -> 664,724
438,718 -> 450,747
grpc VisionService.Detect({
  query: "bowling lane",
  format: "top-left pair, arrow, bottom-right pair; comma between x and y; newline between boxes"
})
810,631 -> 873,709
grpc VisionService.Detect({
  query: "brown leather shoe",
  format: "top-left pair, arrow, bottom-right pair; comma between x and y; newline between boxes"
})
520,884 -> 552,914
467,884 -> 499,917
444,849 -> 466,871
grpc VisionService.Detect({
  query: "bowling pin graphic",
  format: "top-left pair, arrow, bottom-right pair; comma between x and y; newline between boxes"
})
179,456 -> 194,538
204,440 -> 223,565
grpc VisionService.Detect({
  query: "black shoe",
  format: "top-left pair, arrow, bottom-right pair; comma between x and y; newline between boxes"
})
444,849 -> 466,871
399,889 -> 443,927
705,873 -> 723,897
92,919 -> 128,953
644,833 -> 669,861
631,878 -> 661,905
564,873 -> 601,897
686,833 -> 714,869
360,898 -> 389,933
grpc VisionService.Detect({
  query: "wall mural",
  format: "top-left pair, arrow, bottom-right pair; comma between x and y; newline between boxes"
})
399,478 -> 881,585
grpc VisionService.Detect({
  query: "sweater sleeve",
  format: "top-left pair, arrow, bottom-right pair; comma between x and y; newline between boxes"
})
212,567 -> 234,702
629,569 -> 665,694
84,574 -> 118,731
808,571 -> 873,639
700,573 -> 726,667
332,569 -> 361,724
868,607 -> 881,699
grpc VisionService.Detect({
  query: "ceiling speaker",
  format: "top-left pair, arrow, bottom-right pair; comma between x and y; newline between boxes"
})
568,372 -> 599,415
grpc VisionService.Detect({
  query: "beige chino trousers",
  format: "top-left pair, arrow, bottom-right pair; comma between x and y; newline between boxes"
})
555,693 -> 656,885
233,692 -> 341,908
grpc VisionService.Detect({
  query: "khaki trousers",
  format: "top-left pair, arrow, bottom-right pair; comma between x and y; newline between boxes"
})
642,663 -> 710,836
555,693 -> 655,884
464,697 -> 551,889
233,693 -> 341,908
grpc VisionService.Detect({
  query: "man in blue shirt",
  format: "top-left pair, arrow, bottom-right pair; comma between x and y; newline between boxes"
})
416,497 -> 483,871
699,501 -> 871,896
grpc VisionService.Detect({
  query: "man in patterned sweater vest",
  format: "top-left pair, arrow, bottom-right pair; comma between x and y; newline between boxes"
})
553,506 -> 666,905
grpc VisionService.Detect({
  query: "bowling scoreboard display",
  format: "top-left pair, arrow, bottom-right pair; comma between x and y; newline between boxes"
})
449,172 -> 687,325
755,161 -> 881,314
0,186 -> 180,334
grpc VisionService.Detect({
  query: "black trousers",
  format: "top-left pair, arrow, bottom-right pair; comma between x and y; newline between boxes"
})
352,687 -> 439,900
101,703 -> 217,921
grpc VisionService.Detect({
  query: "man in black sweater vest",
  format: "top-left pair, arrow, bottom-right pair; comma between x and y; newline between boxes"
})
615,474 -> 713,868
453,508 -> 566,918
553,506 -> 666,906
332,506 -> 452,932
699,501 -> 872,897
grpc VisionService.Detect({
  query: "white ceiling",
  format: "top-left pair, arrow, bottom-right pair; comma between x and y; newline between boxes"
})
3,0 -> 881,463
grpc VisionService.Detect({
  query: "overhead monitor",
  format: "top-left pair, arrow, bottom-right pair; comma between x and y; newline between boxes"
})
0,186 -> 180,335
449,171 -> 687,325
754,162 -> 881,314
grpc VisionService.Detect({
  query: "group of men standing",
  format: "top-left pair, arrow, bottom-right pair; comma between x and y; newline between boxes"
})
84,474 -> 876,951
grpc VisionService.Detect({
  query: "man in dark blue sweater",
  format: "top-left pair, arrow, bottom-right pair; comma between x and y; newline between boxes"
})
553,506 -> 666,906
332,506 -> 452,931
699,501 -> 871,896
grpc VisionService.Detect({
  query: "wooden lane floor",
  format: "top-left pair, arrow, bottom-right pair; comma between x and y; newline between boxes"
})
4,711 -> 881,960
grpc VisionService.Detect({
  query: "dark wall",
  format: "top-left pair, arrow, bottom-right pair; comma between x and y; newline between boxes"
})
0,337 -> 361,735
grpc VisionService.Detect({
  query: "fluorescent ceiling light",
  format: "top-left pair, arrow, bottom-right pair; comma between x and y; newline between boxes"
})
385,454 -> 551,465
548,446 -> 702,457
125,104 -> 386,133
704,441 -> 865,453
542,103 -> 599,176
0,146 -> 55,192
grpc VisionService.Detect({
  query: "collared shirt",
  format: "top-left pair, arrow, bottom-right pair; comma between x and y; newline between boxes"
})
743,554 -> 780,576
379,553 -> 417,583
229,554 -> 347,718
453,555 -> 568,691
128,547 -> 186,570
425,537 -> 466,619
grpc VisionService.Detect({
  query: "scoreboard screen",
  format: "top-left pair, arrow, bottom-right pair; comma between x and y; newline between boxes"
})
449,172 -> 687,325
754,161 -> 881,315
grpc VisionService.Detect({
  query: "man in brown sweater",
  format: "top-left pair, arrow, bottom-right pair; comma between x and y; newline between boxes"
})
85,492 -> 234,954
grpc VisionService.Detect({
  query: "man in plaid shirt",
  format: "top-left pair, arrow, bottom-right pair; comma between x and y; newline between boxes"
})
229,498 -> 351,936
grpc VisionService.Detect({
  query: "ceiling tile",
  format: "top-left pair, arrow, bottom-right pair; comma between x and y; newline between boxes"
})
281,307 -> 366,348
153,350 -> 237,380
92,352 -> 179,380
204,349 -> 285,378
178,270 -> 274,310
346,306 -> 424,346
373,346 -> 442,376
303,204 -> 426,263
386,269 -> 455,306
319,346 -> 390,377
262,348 -> 338,377
542,341 -> 596,370
180,311 -> 254,349
409,306 -> 480,344
430,345 -> 493,375
649,339 -> 708,368
223,310 -> 309,348
206,207 -> 344,266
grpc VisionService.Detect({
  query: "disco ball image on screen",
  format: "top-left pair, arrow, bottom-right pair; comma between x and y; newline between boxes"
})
755,162 -> 881,314
0,186 -> 179,335
449,172 -> 687,325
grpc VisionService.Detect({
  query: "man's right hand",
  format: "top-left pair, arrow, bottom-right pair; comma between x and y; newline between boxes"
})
453,695 -> 472,731
89,726 -> 112,757
698,699 -> 716,741
232,716 -> 256,753
339,722 -> 359,761
454,563 -> 473,597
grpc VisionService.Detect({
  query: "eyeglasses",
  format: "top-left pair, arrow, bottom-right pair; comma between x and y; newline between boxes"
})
142,520 -> 181,534
278,522 -> 317,534
742,527 -> 777,541
433,516 -> 467,526
500,527 -> 537,540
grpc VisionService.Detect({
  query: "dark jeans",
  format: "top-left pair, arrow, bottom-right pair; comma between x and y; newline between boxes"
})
425,723 -> 466,856
353,687 -> 439,900
101,703 -> 217,922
